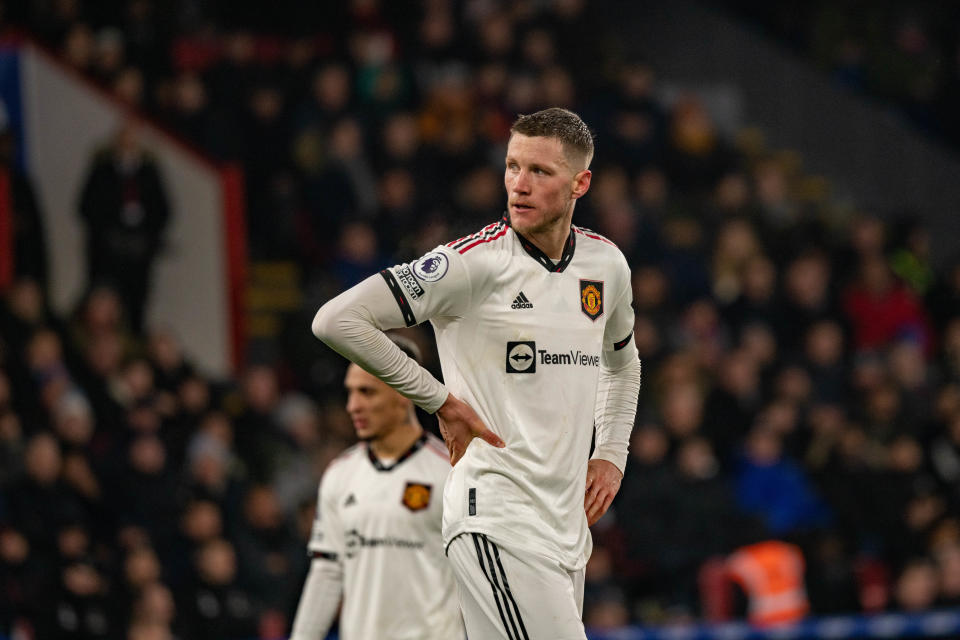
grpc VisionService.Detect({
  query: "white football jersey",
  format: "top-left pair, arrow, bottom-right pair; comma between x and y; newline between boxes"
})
380,218 -> 638,570
308,432 -> 464,640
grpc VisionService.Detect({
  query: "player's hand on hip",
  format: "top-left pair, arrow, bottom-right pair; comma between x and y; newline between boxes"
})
436,393 -> 504,465
584,459 -> 622,526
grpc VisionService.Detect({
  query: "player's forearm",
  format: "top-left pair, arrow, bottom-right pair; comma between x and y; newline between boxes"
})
592,356 -> 642,473
289,558 -> 344,640
312,276 -> 449,413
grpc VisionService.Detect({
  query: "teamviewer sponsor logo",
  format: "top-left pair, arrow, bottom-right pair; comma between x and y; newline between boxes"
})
506,341 -> 536,373
507,341 -> 599,373
344,529 -> 426,559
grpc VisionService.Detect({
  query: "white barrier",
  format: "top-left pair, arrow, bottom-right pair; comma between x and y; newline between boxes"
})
19,43 -> 237,376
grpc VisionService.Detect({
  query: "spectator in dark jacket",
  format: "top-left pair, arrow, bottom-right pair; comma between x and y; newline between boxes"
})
78,122 -> 170,332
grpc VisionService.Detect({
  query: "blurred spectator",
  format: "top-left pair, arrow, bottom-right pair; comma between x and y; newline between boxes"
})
0,525 -> 44,638
842,253 -> 932,356
727,540 -> 809,627
894,557 -> 939,612
234,485 -> 304,614
889,216 -> 935,296
129,580 -> 179,636
166,498 -> 224,590
934,543 -> 960,606
107,435 -> 180,551
7,0 -> 960,633
803,319 -> 848,405
733,427 -> 830,536
663,96 -> 737,195
804,531 -> 860,614
583,544 -> 631,630
4,432 -> 87,558
0,127 -> 48,291
35,557 -> 114,639
777,249 -> 837,354
0,406 -> 24,490
615,424 -> 676,601
721,255 -> 777,336
62,22 -> 96,72
271,393 -> 324,512
702,349 -> 761,459
183,413 -> 245,522
78,122 -> 170,333
233,365 -> 285,482
179,538 -> 259,639
711,218 -> 763,305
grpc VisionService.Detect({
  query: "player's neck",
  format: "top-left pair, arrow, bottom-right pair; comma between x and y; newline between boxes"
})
370,421 -> 423,459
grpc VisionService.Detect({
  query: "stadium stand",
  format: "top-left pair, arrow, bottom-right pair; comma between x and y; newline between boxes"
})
2,1 -> 960,639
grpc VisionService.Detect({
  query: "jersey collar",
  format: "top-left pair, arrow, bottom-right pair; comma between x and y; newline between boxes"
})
366,431 -> 427,472
502,211 -> 576,273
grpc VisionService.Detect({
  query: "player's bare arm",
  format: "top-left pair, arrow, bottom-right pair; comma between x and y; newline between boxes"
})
584,458 -> 623,526
436,393 -> 504,465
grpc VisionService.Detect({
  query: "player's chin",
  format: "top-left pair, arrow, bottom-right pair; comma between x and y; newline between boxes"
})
509,207 -> 540,232
354,424 -> 375,440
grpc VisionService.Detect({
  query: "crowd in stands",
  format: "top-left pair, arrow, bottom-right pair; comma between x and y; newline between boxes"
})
711,0 -> 960,146
3,0 -> 960,638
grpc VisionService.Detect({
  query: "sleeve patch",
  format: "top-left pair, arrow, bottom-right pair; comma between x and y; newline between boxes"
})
412,252 -> 449,282
380,269 -> 418,327
395,265 -> 425,300
613,331 -> 633,351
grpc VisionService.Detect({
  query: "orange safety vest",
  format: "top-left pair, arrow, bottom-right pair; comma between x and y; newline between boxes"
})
727,540 -> 809,627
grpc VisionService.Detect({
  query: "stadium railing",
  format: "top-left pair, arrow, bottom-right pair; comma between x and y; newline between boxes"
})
587,608 -> 960,640
5,609 -> 957,640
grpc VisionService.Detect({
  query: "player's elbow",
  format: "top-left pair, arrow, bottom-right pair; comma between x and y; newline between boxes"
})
311,302 -> 336,343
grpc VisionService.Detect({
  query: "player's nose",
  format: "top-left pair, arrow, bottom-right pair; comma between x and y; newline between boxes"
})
511,169 -> 531,194
345,393 -> 361,413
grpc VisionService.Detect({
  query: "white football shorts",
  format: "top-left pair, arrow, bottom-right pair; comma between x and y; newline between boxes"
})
446,532 -> 587,640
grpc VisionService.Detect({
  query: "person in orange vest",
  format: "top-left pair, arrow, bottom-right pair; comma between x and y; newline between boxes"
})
727,540 -> 809,627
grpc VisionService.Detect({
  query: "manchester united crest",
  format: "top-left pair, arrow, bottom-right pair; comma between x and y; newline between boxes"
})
580,280 -> 604,321
401,482 -> 432,511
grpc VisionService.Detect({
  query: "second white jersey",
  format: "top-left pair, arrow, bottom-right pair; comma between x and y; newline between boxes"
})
381,218 -> 638,570
308,432 -> 464,640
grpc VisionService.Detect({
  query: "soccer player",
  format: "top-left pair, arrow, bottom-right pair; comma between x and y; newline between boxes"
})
289,337 -> 464,640
312,107 -> 642,639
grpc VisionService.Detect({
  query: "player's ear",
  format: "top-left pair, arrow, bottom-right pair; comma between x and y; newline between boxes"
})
571,169 -> 591,200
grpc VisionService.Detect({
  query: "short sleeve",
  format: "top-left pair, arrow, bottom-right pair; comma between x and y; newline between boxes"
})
307,472 -> 343,559
380,246 -> 474,327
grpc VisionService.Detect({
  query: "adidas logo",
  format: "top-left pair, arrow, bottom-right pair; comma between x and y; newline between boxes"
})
344,494 -> 357,507
511,291 -> 533,309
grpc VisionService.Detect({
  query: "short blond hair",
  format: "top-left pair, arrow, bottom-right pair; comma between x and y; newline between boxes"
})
510,107 -> 594,169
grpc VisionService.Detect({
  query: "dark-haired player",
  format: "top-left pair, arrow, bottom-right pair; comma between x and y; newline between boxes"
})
290,337 -> 464,639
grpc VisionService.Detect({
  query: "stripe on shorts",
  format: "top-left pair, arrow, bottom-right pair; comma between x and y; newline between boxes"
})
472,533 -> 517,640
484,535 -> 529,640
